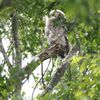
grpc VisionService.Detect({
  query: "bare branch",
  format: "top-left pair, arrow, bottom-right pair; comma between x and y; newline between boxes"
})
41,62 -> 45,88
37,44 -> 64,61
0,37 -> 12,69
31,59 -> 51,100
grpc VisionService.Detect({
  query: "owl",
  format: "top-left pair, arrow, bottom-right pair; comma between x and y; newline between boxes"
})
44,9 -> 70,58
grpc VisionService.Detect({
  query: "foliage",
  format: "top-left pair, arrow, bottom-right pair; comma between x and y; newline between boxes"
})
0,0 -> 100,99
39,55 -> 100,100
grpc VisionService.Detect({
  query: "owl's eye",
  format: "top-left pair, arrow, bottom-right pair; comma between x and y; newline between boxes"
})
49,14 -> 55,17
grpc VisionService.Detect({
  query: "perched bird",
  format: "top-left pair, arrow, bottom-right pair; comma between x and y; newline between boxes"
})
44,9 -> 70,58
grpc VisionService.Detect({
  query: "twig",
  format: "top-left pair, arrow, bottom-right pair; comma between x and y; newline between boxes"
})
41,62 -> 45,88
0,37 -> 12,69
31,59 -> 51,100
39,31 -> 45,89
49,58 -> 54,77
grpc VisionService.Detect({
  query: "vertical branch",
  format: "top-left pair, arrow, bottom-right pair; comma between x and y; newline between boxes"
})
39,30 -> 45,88
11,12 -> 22,67
41,62 -> 45,88
10,12 -> 22,98
31,59 -> 51,99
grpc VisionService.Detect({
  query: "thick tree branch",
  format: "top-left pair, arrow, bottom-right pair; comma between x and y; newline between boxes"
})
40,44 -> 79,96
22,43 -> 78,82
9,12 -> 22,97
41,61 -> 70,96
11,12 -> 22,67
22,44 -> 63,79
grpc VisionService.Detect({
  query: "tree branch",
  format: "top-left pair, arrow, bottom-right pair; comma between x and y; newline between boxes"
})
23,44 -> 64,75
23,43 -> 78,79
31,59 -> 51,99
41,61 -> 70,96
5,38 -> 79,98
11,12 -> 22,67
9,12 -> 22,97
0,37 -> 12,69
7,43 -> 79,98
40,44 -> 79,96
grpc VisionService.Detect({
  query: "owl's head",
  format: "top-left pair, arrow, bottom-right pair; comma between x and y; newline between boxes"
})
49,9 -> 65,18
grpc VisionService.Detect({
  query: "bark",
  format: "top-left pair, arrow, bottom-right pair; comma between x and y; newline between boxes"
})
40,44 -> 78,96
10,12 -> 22,98
11,12 -> 22,67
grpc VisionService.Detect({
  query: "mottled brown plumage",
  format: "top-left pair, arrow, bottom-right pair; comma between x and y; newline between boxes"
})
44,10 -> 70,58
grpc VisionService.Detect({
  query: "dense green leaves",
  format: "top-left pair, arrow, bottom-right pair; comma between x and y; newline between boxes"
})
0,0 -> 100,99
